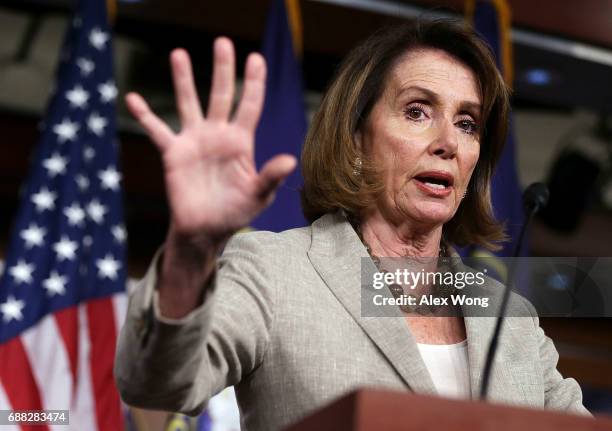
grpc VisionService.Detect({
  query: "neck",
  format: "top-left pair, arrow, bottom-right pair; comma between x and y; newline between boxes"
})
358,208 -> 443,258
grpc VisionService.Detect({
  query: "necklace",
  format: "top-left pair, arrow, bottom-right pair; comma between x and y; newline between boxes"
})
349,215 -> 457,315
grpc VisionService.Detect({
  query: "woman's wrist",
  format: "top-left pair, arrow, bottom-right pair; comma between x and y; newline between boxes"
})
156,227 -> 229,319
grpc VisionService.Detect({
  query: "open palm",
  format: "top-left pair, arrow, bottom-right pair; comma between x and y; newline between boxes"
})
126,38 -> 296,240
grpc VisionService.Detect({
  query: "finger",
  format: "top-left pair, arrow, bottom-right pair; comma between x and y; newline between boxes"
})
256,154 -> 297,201
125,92 -> 175,151
170,48 -> 204,128
207,37 -> 236,122
234,52 -> 266,133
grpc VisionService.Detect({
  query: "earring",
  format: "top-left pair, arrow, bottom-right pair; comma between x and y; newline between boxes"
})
353,157 -> 362,176
462,190 -> 468,199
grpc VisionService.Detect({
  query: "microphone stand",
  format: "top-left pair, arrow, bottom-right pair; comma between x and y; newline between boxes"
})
479,183 -> 549,400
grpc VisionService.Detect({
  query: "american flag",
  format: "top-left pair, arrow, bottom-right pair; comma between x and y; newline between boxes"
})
0,0 -> 126,430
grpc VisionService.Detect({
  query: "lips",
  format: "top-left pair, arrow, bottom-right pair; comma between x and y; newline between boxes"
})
413,170 -> 454,197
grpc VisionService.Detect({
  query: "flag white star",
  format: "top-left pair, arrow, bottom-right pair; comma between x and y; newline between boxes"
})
66,85 -> 89,108
53,118 -> 79,143
87,112 -> 107,136
86,199 -> 107,224
98,166 -> 121,191
76,57 -> 95,76
1,295 -> 25,322
31,187 -> 57,212
64,203 -> 86,227
89,27 -> 109,50
43,271 -> 68,296
96,254 -> 121,280
112,225 -> 127,244
83,146 -> 95,162
75,174 -> 90,191
98,81 -> 117,103
53,236 -> 78,261
9,260 -> 35,285
42,152 -> 69,177
20,223 -> 46,248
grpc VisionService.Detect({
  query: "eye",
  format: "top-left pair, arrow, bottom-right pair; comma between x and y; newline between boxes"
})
404,104 -> 428,121
456,119 -> 480,135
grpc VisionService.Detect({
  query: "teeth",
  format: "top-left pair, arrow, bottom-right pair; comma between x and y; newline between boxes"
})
424,182 -> 446,189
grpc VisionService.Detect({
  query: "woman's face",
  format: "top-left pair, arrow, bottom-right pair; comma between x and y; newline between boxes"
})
358,48 -> 482,228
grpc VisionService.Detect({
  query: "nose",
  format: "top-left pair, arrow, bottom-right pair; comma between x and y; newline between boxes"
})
428,119 -> 458,159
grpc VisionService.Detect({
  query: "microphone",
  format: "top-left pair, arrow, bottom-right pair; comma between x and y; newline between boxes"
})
478,182 -> 549,400
523,182 -> 550,215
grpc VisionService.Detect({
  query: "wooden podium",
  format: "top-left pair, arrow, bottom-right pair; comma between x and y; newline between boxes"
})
285,390 -> 612,431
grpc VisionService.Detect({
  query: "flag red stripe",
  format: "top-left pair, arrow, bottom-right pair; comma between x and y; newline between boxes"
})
0,337 -> 50,431
54,306 -> 79,393
86,297 -> 124,431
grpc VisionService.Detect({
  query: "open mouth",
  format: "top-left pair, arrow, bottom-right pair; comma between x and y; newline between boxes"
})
413,171 -> 454,196
414,175 -> 452,190
416,177 -> 450,190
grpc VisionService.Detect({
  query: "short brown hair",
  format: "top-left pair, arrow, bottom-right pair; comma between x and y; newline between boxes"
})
300,18 -> 511,250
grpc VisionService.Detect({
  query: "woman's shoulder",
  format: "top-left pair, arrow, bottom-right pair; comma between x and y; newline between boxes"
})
223,224 -> 313,258
216,225 -> 317,289
222,211 -> 346,258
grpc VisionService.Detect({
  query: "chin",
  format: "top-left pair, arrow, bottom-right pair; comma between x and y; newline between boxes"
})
406,202 -> 454,227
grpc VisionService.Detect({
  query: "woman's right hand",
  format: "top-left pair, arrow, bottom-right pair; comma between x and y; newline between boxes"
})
126,38 -> 296,317
126,37 -> 296,246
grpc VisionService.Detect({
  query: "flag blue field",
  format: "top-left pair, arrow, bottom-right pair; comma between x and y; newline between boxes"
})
252,0 -> 308,232
0,0 -> 126,429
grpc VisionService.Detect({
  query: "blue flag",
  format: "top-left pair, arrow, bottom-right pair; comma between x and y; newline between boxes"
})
252,0 -> 308,232
472,0 -> 524,255
465,0 -> 525,285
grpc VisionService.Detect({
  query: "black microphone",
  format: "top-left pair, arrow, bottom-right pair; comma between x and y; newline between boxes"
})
523,182 -> 550,215
479,182 -> 549,400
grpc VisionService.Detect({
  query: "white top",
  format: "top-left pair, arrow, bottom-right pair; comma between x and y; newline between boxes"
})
416,339 -> 471,399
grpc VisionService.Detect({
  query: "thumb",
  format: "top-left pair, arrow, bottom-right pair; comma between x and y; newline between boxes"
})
255,154 -> 297,202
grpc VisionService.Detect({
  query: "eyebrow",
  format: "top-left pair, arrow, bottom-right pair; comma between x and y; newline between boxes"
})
397,85 -> 482,117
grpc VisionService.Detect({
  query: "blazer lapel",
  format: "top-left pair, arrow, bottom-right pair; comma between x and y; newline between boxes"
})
307,211 -> 437,395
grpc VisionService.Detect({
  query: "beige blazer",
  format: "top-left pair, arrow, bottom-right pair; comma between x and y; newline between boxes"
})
115,211 -> 589,430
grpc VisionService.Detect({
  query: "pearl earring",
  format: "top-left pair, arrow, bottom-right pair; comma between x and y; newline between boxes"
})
353,157 -> 362,176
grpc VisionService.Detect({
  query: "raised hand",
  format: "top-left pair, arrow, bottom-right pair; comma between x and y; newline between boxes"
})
126,38 -> 297,243
126,38 -> 297,317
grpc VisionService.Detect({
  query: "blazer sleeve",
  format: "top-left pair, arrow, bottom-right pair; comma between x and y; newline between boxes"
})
114,232 -> 277,415
533,314 -> 591,415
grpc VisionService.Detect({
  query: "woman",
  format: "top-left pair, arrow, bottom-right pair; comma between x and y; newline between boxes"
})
115,19 -> 589,430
